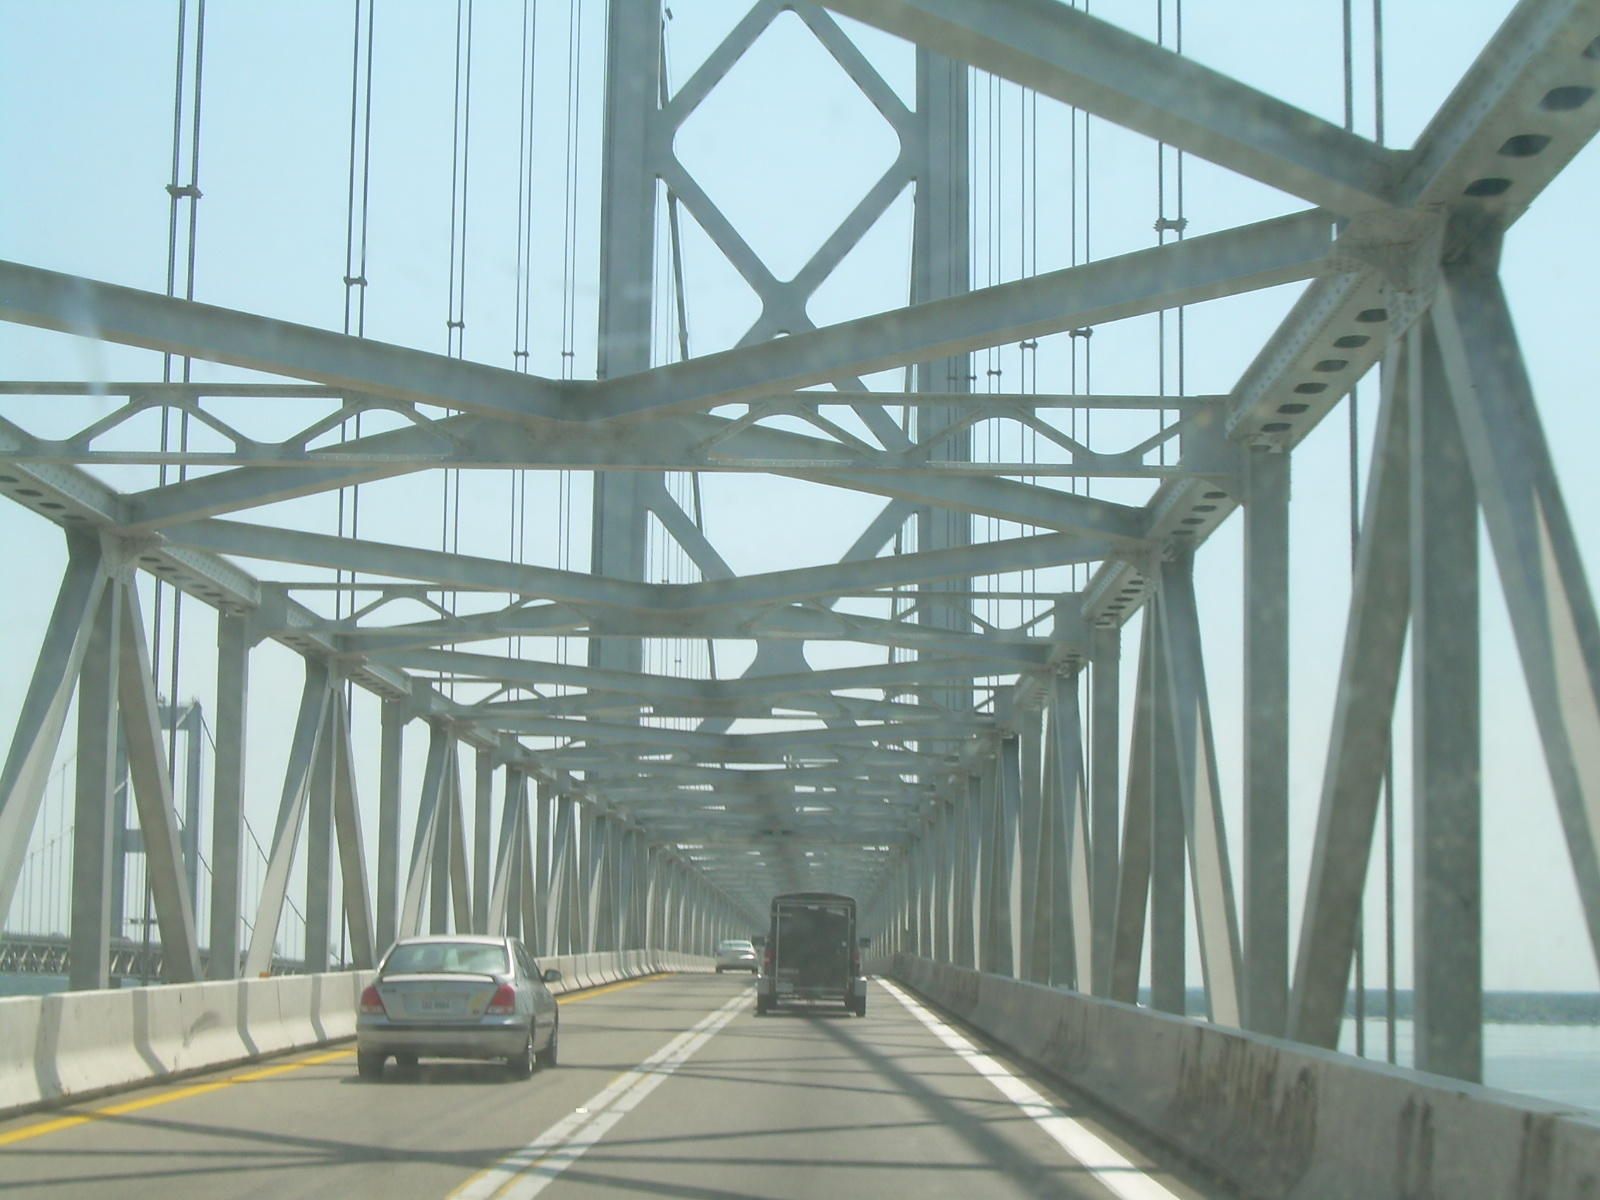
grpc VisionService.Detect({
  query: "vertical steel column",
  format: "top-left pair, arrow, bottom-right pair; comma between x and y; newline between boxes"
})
1411,318 -> 1481,1080
982,739 -> 1020,976
488,768 -> 522,937
517,780 -> 539,950
932,799 -> 952,962
1431,247 -> 1600,988
615,826 -> 636,950
913,45 -> 972,688
446,749 -> 473,933
330,692 -> 375,968
1048,671 -> 1093,990
1289,361 -> 1411,1047
429,740 -> 454,936
583,808 -> 605,951
69,582 -> 120,991
960,772 -> 982,967
109,733 -> 129,942
375,698 -> 405,953
1110,613 -> 1157,1003
1243,448 -> 1290,1034
1149,600 -> 1186,1015
0,534 -> 107,922
473,748 -> 494,933
304,698 -> 336,971
209,612 -> 250,978
1089,628 -> 1120,995
1017,705 -> 1046,981
548,793 -> 577,954
179,705 -> 202,916
535,779 -> 551,952
590,0 -> 659,693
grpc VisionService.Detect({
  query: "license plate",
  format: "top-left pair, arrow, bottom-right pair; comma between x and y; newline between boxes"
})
419,996 -> 458,1014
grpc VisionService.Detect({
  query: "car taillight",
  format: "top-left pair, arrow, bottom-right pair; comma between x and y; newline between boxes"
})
359,985 -> 386,1015
486,984 -> 517,1014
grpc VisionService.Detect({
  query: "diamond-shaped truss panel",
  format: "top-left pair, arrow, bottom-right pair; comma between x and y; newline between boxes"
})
672,10 -> 901,284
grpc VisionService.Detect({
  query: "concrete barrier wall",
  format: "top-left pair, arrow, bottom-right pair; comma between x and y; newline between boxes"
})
0,970 -> 370,1119
0,949 -> 716,1119
886,955 -> 1600,1200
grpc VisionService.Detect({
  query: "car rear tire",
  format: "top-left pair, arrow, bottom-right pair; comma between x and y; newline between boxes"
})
716,966 -> 724,974
755,994 -> 769,1016
536,1019 -> 559,1068
854,996 -> 867,1017
357,1051 -> 385,1080
508,1030 -> 536,1079
394,1053 -> 419,1072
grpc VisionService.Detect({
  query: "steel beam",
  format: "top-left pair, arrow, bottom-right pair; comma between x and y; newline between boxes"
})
818,0 -> 1395,214
0,534 -> 108,923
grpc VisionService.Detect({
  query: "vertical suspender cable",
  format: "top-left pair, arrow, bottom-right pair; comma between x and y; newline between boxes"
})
512,0 -> 539,673
440,0 -> 474,698
1340,0 -> 1371,1059
340,0 -> 377,641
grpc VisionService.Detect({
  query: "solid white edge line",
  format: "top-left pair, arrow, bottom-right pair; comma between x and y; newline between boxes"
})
878,979 -> 1188,1200
450,989 -> 750,1200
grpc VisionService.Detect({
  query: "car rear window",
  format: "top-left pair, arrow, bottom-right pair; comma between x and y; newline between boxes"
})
384,942 -> 508,975
719,940 -> 753,950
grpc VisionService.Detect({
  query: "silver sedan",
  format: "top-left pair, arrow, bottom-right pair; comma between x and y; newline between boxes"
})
356,935 -> 561,1079
715,938 -> 759,974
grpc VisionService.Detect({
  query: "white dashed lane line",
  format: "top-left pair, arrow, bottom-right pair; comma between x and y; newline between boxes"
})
448,989 -> 749,1200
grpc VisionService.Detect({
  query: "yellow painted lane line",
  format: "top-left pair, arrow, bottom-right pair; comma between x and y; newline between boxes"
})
554,973 -> 667,1004
0,1047 -> 354,1148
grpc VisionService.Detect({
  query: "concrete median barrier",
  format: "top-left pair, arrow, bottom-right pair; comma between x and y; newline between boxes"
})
887,954 -> 1600,1200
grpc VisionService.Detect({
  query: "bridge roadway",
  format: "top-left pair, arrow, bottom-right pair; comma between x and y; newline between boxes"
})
0,974 -> 1222,1198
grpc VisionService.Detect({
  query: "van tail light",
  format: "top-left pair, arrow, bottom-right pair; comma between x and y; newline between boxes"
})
763,945 -> 774,973
486,984 -> 517,1014
359,985 -> 386,1015
851,950 -> 861,976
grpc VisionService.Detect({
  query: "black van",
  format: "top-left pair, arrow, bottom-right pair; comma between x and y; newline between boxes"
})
756,891 -> 867,1017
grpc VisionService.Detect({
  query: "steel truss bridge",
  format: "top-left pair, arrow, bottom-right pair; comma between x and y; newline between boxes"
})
2,0 -> 1599,1099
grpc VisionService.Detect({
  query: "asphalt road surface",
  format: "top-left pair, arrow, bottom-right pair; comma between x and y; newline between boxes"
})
0,974 -> 1228,1198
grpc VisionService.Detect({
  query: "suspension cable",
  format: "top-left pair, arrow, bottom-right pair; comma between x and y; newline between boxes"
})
511,0 -> 539,674
440,0 -> 474,697
339,0 -> 377,646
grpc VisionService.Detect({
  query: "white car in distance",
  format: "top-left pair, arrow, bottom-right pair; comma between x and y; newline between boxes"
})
715,938 -> 759,974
